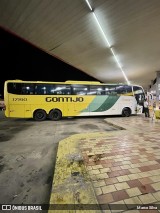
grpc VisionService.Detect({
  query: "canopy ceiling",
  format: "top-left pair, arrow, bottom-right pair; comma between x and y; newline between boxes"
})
0,0 -> 160,89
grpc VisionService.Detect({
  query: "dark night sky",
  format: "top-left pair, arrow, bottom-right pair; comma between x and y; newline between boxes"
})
0,27 -> 99,98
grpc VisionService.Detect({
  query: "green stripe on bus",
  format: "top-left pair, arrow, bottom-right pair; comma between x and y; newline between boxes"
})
92,96 -> 120,112
81,96 -> 120,112
81,96 -> 107,112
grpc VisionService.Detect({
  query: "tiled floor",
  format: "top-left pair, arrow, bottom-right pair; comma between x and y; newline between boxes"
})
79,115 -> 160,212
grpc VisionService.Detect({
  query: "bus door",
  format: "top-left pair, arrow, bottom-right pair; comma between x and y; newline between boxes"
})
133,86 -> 145,114
133,86 -> 145,105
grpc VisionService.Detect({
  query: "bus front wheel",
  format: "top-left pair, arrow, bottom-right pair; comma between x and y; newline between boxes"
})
49,109 -> 62,121
122,108 -> 131,117
33,109 -> 47,121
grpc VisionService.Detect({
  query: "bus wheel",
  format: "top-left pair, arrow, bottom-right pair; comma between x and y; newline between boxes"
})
122,108 -> 131,117
49,109 -> 62,121
33,109 -> 47,121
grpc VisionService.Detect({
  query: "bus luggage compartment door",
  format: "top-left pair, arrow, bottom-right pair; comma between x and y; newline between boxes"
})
9,104 -> 24,118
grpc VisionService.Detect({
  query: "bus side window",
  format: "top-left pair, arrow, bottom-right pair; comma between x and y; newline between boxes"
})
72,85 -> 88,95
63,86 -> 71,95
54,85 -> 71,95
7,83 -> 22,94
88,86 -> 104,95
47,85 -> 55,95
22,84 -> 34,95
105,85 -> 117,95
35,84 -> 47,95
125,85 -> 132,94
116,85 -> 126,95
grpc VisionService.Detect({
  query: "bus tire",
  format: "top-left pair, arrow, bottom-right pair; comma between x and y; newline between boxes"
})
33,109 -> 47,121
49,109 -> 62,121
122,107 -> 131,117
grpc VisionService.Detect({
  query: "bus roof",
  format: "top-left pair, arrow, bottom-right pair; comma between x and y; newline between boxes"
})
65,80 -> 101,84
5,80 -> 143,88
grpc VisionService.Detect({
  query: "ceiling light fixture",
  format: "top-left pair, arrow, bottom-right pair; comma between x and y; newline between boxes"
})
85,0 -> 130,85
85,0 -> 93,11
92,13 -> 111,47
110,47 -> 130,84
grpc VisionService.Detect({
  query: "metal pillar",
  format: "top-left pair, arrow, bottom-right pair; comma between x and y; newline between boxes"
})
156,71 -> 160,109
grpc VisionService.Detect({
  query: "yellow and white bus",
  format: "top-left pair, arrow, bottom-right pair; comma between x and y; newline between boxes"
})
4,80 -> 145,121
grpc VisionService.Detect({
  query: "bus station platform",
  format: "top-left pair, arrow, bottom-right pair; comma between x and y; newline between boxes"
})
49,115 -> 160,213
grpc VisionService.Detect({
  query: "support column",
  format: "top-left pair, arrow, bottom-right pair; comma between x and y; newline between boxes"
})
156,71 -> 160,109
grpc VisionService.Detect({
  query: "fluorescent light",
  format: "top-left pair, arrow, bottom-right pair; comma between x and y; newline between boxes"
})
110,48 -> 130,85
85,0 -> 93,11
84,0 -> 130,85
93,13 -> 111,47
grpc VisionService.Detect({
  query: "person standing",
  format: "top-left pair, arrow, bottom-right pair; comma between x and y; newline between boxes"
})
143,98 -> 150,117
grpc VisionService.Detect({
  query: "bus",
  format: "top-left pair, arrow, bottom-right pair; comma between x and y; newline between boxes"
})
4,80 -> 145,121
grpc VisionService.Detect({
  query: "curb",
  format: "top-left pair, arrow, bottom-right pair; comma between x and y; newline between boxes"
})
48,133 -> 105,213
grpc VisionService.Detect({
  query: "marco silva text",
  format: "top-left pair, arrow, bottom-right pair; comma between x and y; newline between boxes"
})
137,205 -> 157,210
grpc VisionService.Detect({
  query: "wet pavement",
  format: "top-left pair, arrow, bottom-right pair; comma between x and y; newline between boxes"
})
0,111 -> 118,213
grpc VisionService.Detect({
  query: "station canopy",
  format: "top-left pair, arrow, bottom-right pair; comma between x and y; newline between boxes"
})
0,0 -> 160,89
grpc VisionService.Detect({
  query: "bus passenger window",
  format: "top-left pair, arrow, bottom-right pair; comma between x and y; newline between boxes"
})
125,85 -> 132,94
7,83 -> 22,94
54,85 -> 71,95
72,85 -> 88,95
105,85 -> 117,95
47,85 -> 55,95
116,85 -> 132,95
22,84 -> 34,95
35,84 -> 47,95
88,86 -> 104,95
